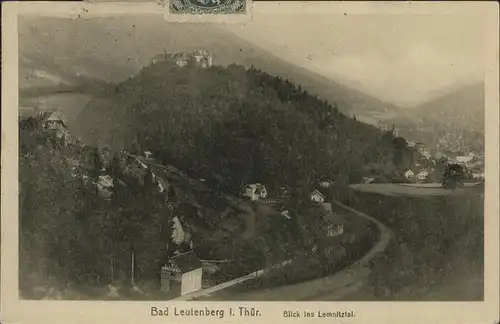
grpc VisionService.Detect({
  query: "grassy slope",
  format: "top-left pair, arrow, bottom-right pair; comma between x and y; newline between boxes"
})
343,187 -> 484,300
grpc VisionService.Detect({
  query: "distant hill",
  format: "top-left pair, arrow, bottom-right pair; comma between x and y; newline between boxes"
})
74,60 -> 398,193
395,82 -> 484,130
384,82 -> 485,154
19,16 -> 400,125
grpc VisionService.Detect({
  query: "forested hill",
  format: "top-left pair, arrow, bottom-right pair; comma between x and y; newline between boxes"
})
75,61 -> 397,194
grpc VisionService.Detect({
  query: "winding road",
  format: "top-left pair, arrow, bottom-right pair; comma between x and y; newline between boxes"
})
132,154 -> 484,301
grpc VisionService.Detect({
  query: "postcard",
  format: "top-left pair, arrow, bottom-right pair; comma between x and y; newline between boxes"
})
1,1 -> 499,324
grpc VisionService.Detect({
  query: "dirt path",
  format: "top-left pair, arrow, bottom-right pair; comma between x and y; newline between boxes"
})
196,200 -> 393,301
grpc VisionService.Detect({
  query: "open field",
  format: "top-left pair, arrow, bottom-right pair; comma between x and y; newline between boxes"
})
336,187 -> 484,301
350,182 -> 482,197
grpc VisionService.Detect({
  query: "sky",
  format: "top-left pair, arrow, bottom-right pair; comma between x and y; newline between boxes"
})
228,13 -> 485,107
19,5 -> 486,108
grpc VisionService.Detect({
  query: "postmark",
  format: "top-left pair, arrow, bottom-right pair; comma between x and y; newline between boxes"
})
1,2 -> 499,324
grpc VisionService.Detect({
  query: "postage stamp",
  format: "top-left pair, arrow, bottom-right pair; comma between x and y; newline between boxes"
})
163,0 -> 251,23
169,0 -> 246,15
1,1 -> 499,324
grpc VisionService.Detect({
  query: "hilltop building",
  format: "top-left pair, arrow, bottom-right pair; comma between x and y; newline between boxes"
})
39,111 -> 70,141
151,49 -> 213,69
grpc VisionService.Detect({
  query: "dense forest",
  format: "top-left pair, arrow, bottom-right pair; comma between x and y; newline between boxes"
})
20,60 -> 416,298
75,61 -> 403,195
19,116 -> 339,299
19,119 -> 172,298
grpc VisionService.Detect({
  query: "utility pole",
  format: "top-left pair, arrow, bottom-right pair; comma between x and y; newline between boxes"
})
131,248 -> 135,286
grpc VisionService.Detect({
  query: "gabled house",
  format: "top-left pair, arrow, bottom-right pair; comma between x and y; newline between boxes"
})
40,111 -> 70,140
404,169 -> 414,179
309,189 -> 325,203
241,183 -> 267,201
161,250 -> 203,296
416,170 -> 429,181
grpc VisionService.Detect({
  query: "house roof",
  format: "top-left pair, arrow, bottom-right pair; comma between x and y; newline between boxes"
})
170,251 -> 203,273
243,183 -> 266,194
98,175 -> 114,188
310,189 -> 325,198
40,111 -> 66,125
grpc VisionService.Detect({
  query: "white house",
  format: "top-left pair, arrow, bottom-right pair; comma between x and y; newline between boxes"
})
404,169 -> 415,179
241,183 -> 267,201
96,175 -> 114,199
417,170 -> 429,181
41,112 -> 70,140
309,190 -> 326,203
161,251 -> 203,296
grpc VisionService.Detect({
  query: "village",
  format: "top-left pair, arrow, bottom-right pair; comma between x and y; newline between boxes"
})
27,109 -> 484,300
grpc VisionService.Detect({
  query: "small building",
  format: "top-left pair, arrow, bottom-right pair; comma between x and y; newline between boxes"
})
404,169 -> 415,179
96,174 -> 114,199
310,189 -> 326,203
161,251 -> 203,296
416,170 -> 429,181
241,183 -> 267,201
40,111 -> 70,140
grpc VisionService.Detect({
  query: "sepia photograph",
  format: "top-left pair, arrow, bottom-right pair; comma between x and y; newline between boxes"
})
2,1 -> 499,323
